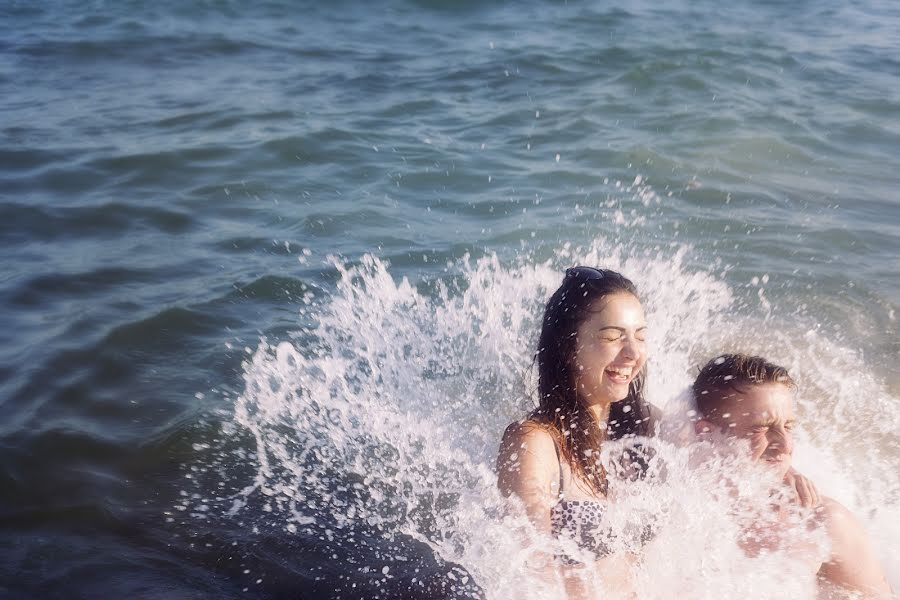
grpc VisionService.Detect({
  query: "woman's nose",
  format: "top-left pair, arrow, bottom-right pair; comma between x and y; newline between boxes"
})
621,335 -> 640,359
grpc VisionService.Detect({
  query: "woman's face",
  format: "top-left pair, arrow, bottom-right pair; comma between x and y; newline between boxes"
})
572,292 -> 647,408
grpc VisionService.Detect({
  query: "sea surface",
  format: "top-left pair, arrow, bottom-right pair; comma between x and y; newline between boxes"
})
2,1 -> 898,598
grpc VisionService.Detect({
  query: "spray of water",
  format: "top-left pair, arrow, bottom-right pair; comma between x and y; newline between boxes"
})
224,233 -> 898,598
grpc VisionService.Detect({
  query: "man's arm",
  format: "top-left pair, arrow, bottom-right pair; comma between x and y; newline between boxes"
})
817,497 -> 891,599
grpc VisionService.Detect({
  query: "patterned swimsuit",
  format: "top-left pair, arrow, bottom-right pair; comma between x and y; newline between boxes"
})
550,442 -> 655,564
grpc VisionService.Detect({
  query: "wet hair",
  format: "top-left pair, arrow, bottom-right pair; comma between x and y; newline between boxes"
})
692,353 -> 795,420
532,267 -> 651,495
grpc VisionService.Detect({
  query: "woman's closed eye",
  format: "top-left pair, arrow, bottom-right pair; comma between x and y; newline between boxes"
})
598,332 -> 625,342
595,328 -> 647,342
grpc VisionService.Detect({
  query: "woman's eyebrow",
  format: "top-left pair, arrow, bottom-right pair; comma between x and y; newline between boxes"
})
596,325 -> 647,332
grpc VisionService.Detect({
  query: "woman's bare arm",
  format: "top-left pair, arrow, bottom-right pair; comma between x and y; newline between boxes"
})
497,422 -> 603,600
497,421 -> 559,534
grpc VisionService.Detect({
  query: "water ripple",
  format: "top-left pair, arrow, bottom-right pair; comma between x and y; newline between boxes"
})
0,201 -> 195,243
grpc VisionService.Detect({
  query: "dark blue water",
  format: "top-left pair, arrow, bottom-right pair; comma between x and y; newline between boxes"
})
2,1 -> 898,597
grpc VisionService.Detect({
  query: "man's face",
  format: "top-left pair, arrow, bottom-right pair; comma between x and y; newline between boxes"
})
700,383 -> 796,478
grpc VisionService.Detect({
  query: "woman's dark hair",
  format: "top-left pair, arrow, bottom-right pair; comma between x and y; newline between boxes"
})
532,267 -> 651,495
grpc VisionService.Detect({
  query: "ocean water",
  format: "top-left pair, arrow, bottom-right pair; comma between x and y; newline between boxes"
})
2,0 -> 898,598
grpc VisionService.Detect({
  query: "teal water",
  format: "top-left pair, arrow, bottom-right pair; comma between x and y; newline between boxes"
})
2,1 -> 898,598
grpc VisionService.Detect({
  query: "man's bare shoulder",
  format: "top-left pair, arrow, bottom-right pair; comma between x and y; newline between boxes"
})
815,496 -> 870,551
816,496 -> 891,598
817,497 -> 860,530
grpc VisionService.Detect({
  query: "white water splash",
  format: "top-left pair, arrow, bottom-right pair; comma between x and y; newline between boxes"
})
229,238 -> 898,599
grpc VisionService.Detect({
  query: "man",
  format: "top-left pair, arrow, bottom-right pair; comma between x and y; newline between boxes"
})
692,353 -> 891,599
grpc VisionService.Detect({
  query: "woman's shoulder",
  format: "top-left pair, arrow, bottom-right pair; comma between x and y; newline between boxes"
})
497,418 -> 561,496
502,417 -> 558,446
498,418 -> 561,465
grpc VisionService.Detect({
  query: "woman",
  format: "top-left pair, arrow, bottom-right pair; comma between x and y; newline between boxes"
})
496,267 -> 821,598
496,266 -> 656,597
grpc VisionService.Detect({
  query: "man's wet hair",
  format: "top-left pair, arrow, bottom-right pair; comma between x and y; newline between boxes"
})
692,353 -> 795,419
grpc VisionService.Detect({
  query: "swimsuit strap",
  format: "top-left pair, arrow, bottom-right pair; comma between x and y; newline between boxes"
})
552,435 -> 569,498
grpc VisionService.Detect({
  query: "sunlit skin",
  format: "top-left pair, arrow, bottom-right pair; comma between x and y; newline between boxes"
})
497,291 -> 648,599
696,383 -> 795,479
696,382 -> 892,599
572,292 -> 647,422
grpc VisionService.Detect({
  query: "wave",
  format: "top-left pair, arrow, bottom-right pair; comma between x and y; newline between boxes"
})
195,237 -> 898,597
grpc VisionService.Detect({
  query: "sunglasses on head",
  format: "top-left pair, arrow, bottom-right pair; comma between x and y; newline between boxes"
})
564,266 -> 613,281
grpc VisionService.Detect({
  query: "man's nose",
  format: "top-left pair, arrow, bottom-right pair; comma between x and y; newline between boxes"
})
768,427 -> 793,455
